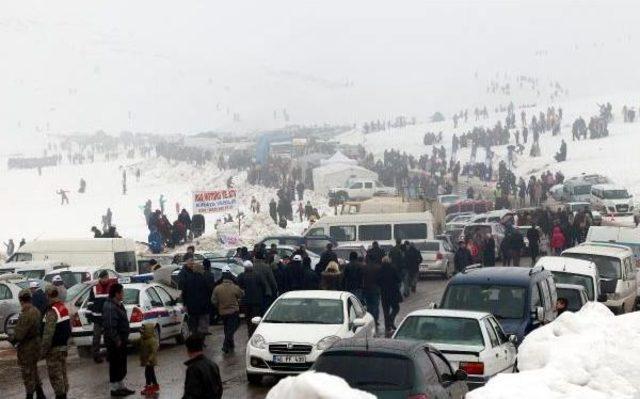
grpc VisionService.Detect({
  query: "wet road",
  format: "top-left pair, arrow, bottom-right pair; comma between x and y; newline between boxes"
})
0,276 -> 452,399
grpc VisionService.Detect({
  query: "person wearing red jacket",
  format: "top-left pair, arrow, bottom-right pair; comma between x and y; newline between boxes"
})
550,226 -> 566,255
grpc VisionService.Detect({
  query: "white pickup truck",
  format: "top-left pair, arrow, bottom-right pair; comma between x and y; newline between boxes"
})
329,178 -> 397,202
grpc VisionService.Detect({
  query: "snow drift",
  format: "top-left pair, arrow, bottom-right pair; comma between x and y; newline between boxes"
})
468,303 -> 640,399
266,372 -> 375,399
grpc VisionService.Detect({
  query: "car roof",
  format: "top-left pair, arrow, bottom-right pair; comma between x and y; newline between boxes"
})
46,265 -> 110,273
324,338 -> 427,355
563,244 -> 632,257
556,283 -> 586,292
280,290 -> 347,300
403,309 -> 490,320
535,256 -> 597,274
451,266 -> 546,286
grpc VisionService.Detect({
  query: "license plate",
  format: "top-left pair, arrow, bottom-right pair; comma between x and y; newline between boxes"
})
272,355 -> 305,363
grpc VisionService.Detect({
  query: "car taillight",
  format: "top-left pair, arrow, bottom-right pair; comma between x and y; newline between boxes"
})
408,395 -> 430,399
460,361 -> 484,375
436,252 -> 443,260
130,307 -> 144,323
71,313 -> 82,328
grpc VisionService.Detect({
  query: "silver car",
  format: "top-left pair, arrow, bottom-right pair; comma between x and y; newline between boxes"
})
0,276 -> 45,334
415,240 -> 455,279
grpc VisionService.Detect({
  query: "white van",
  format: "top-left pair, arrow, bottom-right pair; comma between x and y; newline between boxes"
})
562,244 -> 637,314
305,211 -> 434,247
534,256 -> 601,302
586,226 -> 640,266
590,184 -> 634,216
6,238 -> 138,275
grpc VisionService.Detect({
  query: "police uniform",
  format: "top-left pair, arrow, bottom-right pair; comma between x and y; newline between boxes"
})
11,289 -> 45,399
41,295 -> 71,399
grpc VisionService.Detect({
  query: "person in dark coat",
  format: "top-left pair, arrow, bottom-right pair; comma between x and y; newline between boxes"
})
182,334 -> 222,399
268,199 -> 277,224
178,254 -> 211,335
482,234 -> 496,266
271,256 -> 290,294
252,255 -> 278,314
500,234 -> 512,266
454,240 -> 473,273
301,256 -> 320,290
237,261 -> 267,337
343,252 -> 363,299
389,239 -> 408,297
320,261 -> 343,290
287,255 -> 306,291
202,259 -> 218,325
526,224 -> 541,264
377,256 -> 401,336
103,284 -> 134,396
510,228 -> 525,266
315,243 -> 338,275
403,241 -> 422,294
29,282 -> 48,316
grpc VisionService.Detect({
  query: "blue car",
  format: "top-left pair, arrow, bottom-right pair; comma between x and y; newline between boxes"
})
439,266 -> 557,344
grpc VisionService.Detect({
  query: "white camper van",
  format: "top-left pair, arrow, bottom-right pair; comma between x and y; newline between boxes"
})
5,238 -> 138,275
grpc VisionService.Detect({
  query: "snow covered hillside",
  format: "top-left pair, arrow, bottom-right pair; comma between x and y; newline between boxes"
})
468,303 -> 640,399
0,157 -> 328,252
337,94 -> 640,198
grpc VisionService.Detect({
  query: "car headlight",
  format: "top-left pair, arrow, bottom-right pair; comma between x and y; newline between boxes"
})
316,335 -> 341,351
250,334 -> 267,350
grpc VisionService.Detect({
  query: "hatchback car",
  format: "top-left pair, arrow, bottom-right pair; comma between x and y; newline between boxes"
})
71,282 -> 187,357
245,290 -> 375,384
415,240 -> 455,279
313,338 -> 468,398
393,309 -> 517,389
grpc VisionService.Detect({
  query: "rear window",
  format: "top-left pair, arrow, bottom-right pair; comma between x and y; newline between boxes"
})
314,352 -> 413,390
359,225 -> 391,241
551,271 -> 595,300
395,316 -> 484,347
394,223 -> 428,240
414,242 -> 440,252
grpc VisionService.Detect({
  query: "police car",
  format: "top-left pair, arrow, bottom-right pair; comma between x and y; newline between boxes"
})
71,280 -> 188,357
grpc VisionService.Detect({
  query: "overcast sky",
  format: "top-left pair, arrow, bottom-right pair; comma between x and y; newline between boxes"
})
1,0 -> 639,138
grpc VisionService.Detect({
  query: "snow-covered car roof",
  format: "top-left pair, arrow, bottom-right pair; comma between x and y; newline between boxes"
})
535,256 -> 597,275
563,243 -> 632,257
402,308 -> 490,320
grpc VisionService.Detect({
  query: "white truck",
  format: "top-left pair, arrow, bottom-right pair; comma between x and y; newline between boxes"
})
329,178 -> 397,202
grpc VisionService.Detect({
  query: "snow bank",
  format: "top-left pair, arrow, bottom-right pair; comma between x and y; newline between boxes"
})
468,303 -> 640,399
266,372 -> 375,399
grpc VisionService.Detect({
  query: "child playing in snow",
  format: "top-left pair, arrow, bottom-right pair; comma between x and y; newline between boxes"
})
139,323 -> 159,395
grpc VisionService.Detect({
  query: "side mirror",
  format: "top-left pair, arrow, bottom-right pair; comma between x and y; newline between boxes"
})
352,318 -> 366,331
535,306 -> 545,323
508,334 -> 518,345
251,316 -> 262,325
597,294 -> 607,303
454,369 -> 468,381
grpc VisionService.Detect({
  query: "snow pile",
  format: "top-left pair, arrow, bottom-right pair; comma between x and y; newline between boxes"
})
266,372 -> 375,399
468,303 -> 640,399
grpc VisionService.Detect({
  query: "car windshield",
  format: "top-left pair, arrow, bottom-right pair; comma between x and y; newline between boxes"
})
314,352 -> 413,390
395,316 -> 484,347
66,283 -> 89,302
573,185 -> 591,195
562,253 -> 621,279
569,203 -> 591,212
263,298 -> 343,324
551,271 -> 595,300
603,190 -> 629,199
556,288 -> 584,312
442,284 -> 526,319
123,288 -> 140,305
452,215 -> 472,223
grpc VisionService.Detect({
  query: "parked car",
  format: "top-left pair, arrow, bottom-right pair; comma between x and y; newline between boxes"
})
562,243 -> 637,314
71,282 -> 187,357
44,266 -> 120,288
329,178 -> 397,202
416,240 -> 455,279
313,338 -> 468,398
393,309 -> 517,389
258,235 -> 338,255
445,212 -> 475,224
439,266 -> 557,344
556,284 -> 589,312
534,256 -> 601,302
245,290 -> 375,384
590,184 -> 634,216
445,214 -> 475,231
0,275 -> 45,334
436,233 -> 455,250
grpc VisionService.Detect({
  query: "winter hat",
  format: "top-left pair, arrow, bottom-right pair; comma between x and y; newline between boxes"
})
292,254 -> 302,262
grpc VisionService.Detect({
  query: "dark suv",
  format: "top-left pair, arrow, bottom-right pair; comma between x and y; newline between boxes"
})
313,338 -> 468,399
439,266 -> 557,344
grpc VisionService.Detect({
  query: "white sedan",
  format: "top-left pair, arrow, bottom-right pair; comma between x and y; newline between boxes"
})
392,309 -> 517,389
71,282 -> 188,357
245,290 -> 375,384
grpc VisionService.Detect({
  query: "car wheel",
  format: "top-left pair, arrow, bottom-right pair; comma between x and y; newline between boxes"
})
247,373 -> 263,385
175,319 -> 189,345
77,346 -> 93,358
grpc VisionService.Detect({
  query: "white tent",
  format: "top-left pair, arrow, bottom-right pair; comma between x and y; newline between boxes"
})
312,163 -> 378,194
320,150 -> 357,166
